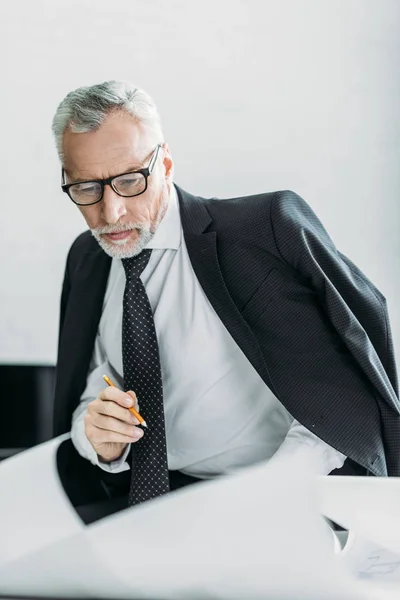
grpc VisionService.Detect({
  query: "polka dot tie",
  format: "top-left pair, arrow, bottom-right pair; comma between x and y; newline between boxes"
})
121,250 -> 170,506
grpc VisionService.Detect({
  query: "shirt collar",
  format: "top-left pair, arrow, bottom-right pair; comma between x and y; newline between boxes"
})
144,184 -> 182,250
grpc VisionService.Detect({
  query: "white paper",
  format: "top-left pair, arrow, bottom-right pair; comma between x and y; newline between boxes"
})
342,532 -> 400,583
0,440 -> 394,599
84,453 -> 367,600
317,475 -> 400,555
0,434 -> 83,564
0,532 -> 134,599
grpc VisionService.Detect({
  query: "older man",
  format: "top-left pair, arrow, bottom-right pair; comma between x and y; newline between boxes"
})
52,80 -> 399,523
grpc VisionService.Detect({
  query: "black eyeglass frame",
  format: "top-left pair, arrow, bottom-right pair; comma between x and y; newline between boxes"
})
61,143 -> 162,206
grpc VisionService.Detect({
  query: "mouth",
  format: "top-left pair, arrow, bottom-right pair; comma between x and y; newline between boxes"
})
103,230 -> 134,242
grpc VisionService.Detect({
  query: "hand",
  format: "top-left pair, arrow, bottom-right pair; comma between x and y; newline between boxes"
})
84,387 -> 144,463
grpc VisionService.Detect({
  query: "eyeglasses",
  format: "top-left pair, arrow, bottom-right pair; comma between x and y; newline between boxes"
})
61,144 -> 162,206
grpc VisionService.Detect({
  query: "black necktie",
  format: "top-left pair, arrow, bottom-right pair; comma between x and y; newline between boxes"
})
121,249 -> 170,506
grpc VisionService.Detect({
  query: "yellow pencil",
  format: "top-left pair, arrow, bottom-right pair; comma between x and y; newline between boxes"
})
103,374 -> 148,428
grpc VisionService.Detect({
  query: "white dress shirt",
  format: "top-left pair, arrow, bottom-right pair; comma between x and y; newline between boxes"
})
71,186 -> 346,477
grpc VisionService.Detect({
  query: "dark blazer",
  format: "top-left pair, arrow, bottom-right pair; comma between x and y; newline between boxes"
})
54,186 -> 400,476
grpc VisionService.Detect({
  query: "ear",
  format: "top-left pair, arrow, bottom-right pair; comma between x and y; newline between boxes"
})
162,143 -> 174,179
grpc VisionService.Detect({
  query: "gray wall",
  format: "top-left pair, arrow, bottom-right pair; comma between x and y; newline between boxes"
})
0,0 -> 399,366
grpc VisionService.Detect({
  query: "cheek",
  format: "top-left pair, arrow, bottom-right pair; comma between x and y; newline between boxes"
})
78,206 -> 102,229
147,180 -> 165,218
125,193 -> 155,221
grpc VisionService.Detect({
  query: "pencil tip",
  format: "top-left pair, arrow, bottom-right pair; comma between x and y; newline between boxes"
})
142,421 -> 148,428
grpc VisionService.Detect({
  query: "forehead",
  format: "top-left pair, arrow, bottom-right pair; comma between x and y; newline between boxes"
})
62,112 -> 149,180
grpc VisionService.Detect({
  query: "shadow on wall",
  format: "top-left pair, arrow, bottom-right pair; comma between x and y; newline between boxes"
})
0,365 -> 55,460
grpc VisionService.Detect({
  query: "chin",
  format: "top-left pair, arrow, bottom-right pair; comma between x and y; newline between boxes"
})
93,230 -> 153,259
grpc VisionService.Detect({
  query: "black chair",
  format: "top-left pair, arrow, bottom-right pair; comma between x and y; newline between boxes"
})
0,364 -> 56,461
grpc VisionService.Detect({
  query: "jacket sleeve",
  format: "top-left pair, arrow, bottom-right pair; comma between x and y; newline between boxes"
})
270,190 -> 399,410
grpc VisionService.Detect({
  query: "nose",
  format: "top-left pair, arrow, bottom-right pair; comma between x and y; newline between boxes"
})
101,185 -> 127,224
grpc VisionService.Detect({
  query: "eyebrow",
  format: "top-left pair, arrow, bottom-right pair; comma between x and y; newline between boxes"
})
67,163 -> 144,184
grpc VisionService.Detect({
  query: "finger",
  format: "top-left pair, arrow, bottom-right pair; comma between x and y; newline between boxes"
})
88,426 -> 143,445
98,386 -> 136,409
87,414 -> 144,440
87,398 -> 138,424
98,427 -> 144,444
95,399 -> 140,425
127,390 -> 140,412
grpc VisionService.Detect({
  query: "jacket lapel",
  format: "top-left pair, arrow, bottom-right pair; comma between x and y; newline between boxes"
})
176,185 -> 275,393
55,240 -> 111,434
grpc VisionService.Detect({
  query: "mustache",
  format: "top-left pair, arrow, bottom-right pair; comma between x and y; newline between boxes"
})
91,222 -> 150,235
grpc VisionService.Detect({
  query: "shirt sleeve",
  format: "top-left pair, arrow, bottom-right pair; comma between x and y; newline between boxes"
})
70,333 -> 131,474
271,419 -> 347,475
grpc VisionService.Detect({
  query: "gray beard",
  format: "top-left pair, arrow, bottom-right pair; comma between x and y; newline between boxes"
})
91,225 -> 153,259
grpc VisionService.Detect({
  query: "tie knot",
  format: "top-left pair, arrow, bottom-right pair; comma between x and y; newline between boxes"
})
122,249 -> 152,281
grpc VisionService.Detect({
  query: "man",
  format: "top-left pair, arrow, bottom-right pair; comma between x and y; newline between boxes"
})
52,80 -> 399,523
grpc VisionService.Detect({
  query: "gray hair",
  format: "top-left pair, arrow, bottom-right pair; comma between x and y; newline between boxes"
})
51,80 -> 164,162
